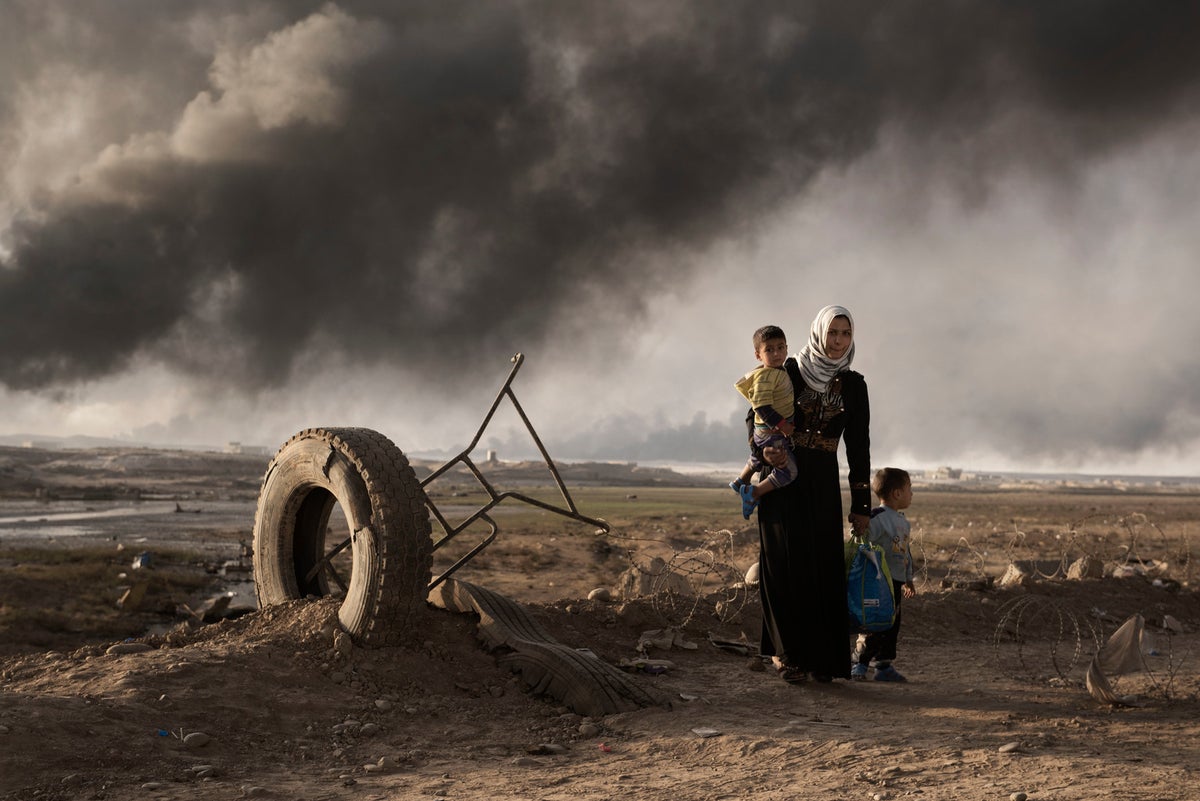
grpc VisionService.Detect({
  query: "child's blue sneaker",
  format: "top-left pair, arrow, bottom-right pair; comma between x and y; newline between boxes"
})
738,483 -> 758,519
873,664 -> 907,682
729,479 -> 744,495
850,663 -> 869,681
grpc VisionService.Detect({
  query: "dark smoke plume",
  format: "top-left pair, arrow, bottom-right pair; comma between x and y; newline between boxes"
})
4,1 -> 1200,393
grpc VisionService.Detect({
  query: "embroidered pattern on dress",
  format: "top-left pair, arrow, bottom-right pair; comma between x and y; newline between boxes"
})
790,376 -> 845,453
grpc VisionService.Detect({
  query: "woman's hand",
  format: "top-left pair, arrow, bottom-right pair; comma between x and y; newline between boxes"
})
847,512 -> 870,535
761,445 -> 789,469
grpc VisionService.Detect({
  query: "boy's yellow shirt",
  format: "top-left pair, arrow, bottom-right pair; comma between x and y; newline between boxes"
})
734,365 -> 793,426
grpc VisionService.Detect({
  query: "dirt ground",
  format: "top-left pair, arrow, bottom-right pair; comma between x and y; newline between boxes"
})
2,446 -> 1199,801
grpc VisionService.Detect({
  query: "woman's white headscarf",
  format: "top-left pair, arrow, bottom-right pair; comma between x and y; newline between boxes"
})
796,305 -> 855,393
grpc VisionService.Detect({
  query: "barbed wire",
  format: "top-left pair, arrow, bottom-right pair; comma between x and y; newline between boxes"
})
581,505 -> 1192,658
991,595 -> 1101,681
936,535 -> 992,588
601,525 -> 756,629
1103,626 -> 1191,703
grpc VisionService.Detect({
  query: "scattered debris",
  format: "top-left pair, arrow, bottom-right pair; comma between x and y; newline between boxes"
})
706,633 -> 758,657
117,581 -> 150,611
637,627 -> 697,653
1086,614 -> 1153,706
618,657 -> 674,675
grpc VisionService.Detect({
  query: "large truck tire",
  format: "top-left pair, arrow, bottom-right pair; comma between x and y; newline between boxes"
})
252,427 -> 432,645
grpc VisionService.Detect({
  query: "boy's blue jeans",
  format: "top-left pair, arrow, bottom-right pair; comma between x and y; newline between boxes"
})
745,428 -> 796,488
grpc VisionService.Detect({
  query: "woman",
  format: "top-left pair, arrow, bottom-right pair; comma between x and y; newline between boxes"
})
757,305 -> 871,684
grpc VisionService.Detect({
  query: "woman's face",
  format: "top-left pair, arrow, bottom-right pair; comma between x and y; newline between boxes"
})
824,315 -> 853,360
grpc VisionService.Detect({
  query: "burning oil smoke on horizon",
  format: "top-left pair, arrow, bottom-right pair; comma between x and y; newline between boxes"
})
4,1 -> 1200,392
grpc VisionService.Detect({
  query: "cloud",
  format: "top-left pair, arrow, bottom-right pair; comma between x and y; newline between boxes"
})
3,1 -> 1200,473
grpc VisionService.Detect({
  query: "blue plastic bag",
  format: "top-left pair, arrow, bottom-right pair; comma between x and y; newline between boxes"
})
846,537 -> 896,633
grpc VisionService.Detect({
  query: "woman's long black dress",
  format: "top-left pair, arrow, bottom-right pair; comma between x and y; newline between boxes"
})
756,357 -> 871,679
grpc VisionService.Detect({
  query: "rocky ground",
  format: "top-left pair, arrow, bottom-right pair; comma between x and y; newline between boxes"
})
1,445 -> 1198,801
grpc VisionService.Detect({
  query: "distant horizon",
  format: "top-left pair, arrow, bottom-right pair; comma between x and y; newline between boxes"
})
3,430 -> 1197,483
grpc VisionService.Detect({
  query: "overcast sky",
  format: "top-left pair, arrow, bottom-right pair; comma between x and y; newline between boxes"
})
3,1 -> 1200,476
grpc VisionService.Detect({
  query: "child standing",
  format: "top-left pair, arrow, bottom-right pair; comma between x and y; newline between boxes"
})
730,325 -> 797,519
851,467 -> 916,682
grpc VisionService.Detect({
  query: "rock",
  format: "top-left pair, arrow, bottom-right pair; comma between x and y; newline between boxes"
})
744,562 -> 760,586
1067,555 -> 1104,580
997,563 -> 1028,588
588,587 -> 612,602
512,756 -> 540,767
375,699 -> 393,712
1010,793 -> 1028,801
183,731 -> 211,748
185,593 -> 232,623
105,642 -> 154,655
579,722 -> 601,737
613,557 -> 692,600
998,741 -> 1021,753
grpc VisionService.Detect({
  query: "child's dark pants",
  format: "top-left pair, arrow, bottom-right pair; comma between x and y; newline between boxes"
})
855,579 -> 905,665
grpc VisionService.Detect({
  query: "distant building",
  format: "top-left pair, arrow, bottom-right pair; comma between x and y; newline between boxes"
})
225,442 -> 270,456
931,466 -> 963,480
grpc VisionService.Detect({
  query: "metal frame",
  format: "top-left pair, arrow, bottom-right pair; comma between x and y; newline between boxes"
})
422,353 -> 610,590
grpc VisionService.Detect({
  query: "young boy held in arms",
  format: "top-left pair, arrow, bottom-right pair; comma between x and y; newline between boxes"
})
731,325 -> 797,519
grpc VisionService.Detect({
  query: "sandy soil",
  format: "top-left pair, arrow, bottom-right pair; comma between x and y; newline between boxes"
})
1,446 -> 1199,801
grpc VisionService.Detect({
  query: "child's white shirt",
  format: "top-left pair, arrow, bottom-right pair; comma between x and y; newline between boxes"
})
867,504 -> 912,583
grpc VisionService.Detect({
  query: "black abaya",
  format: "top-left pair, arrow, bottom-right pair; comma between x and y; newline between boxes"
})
756,361 -> 871,679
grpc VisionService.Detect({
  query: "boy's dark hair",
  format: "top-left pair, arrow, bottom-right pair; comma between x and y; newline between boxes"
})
872,467 -> 911,501
753,325 -> 786,349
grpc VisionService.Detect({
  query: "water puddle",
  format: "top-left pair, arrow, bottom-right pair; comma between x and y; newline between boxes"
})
0,499 -> 257,542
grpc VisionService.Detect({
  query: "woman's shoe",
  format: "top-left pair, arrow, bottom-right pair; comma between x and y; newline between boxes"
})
778,665 -> 808,685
